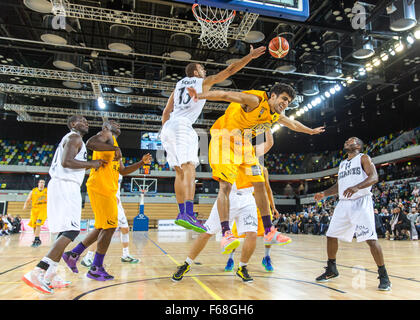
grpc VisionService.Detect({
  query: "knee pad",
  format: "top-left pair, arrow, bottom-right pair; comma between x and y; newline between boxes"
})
120,231 -> 129,243
59,230 -> 80,241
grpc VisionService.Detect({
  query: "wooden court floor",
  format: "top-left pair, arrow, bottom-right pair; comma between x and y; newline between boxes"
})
0,230 -> 419,300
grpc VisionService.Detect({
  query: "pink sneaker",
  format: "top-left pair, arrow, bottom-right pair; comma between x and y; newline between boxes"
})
221,230 -> 240,254
264,226 -> 292,245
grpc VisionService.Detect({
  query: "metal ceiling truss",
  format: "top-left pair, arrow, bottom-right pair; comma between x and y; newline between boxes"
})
3,103 -> 214,126
50,0 -> 259,40
0,83 -> 229,111
16,115 -> 163,131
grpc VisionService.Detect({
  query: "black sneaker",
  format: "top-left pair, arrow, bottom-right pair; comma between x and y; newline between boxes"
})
236,266 -> 253,283
172,262 -> 190,282
316,266 -> 339,282
378,275 -> 392,291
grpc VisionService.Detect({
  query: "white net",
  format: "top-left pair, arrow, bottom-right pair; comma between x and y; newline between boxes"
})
192,4 -> 236,50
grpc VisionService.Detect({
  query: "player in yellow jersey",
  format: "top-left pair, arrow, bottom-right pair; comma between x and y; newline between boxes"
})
63,120 -> 151,281
23,179 -> 48,247
187,84 -> 325,252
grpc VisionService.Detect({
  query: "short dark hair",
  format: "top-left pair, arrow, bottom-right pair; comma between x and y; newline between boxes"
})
269,83 -> 296,101
67,115 -> 83,130
185,63 -> 199,77
351,137 -> 364,151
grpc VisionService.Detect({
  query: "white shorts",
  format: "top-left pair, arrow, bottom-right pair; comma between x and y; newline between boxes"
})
47,178 -> 82,233
326,195 -> 378,242
117,197 -> 129,228
204,190 -> 258,236
160,117 -> 199,168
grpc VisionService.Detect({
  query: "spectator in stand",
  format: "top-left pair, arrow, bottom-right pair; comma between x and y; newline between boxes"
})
319,211 -> 330,235
277,214 -> 288,233
415,215 -> 420,238
390,207 -> 411,240
407,207 -> 419,240
303,212 -> 315,234
412,185 -> 419,198
297,213 -> 305,233
374,208 -> 385,238
313,212 -> 320,235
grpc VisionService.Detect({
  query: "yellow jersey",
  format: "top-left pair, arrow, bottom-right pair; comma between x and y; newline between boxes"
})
31,187 -> 47,207
86,135 -> 120,196
210,90 -> 280,137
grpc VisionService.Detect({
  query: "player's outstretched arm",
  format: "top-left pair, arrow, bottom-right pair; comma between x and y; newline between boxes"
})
187,87 -> 260,109
23,191 -> 32,210
314,183 -> 338,202
277,114 -> 325,135
161,91 -> 174,125
202,45 -> 266,91
119,153 -> 152,176
62,134 -> 107,170
343,154 -> 379,198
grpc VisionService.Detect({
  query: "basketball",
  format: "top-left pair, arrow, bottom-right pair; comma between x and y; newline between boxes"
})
269,36 -> 290,58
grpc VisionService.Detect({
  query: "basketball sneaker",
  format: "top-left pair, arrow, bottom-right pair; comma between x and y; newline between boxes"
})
31,239 -> 41,248
81,256 -> 93,268
262,256 -> 274,272
87,266 -> 114,281
236,266 -> 253,283
47,274 -> 71,289
174,212 -> 192,230
224,258 -> 234,272
62,251 -> 80,273
316,262 -> 339,282
22,269 -> 54,294
378,268 -> 392,291
171,262 -> 190,282
264,227 -> 292,246
221,231 -> 240,254
121,255 -> 140,264
175,212 -> 207,233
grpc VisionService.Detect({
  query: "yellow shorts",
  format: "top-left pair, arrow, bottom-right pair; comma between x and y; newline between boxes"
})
232,208 -> 272,238
28,207 -> 47,228
88,188 -> 118,230
209,135 -> 264,185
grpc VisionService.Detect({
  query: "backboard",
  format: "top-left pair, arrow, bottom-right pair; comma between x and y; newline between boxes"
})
175,0 -> 310,21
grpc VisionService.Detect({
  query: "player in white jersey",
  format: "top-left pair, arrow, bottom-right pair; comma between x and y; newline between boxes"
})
22,115 -> 106,294
171,182 -> 259,283
313,137 -> 391,291
160,45 -> 266,233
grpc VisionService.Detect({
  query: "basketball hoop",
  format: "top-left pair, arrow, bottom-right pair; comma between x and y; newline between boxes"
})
192,3 -> 236,49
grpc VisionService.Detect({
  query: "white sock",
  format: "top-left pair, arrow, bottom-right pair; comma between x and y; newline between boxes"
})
239,262 -> 247,268
228,251 -> 235,260
86,251 -> 94,260
264,246 -> 271,257
43,258 -> 58,281
122,247 -> 130,257
185,257 -> 194,265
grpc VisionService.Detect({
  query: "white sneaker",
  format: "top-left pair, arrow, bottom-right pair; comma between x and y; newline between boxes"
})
81,256 -> 93,268
47,274 -> 71,289
22,269 -> 54,294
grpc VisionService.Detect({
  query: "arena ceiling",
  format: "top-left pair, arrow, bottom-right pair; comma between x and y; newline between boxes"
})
0,0 -> 419,153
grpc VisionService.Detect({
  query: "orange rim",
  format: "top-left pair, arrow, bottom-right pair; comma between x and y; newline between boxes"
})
192,4 -> 236,24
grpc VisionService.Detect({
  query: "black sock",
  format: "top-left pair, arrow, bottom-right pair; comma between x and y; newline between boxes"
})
221,221 -> 230,236
378,265 -> 387,276
34,237 -> 40,241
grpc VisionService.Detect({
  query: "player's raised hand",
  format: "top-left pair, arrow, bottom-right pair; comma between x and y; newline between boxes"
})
314,192 -> 324,202
187,87 -> 199,102
142,153 -> 152,164
311,126 -> 326,135
249,45 -> 266,59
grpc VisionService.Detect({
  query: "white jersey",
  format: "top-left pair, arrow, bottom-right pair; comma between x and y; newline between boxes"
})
116,174 -> 122,199
49,131 -> 87,186
170,77 -> 206,124
338,153 -> 372,200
